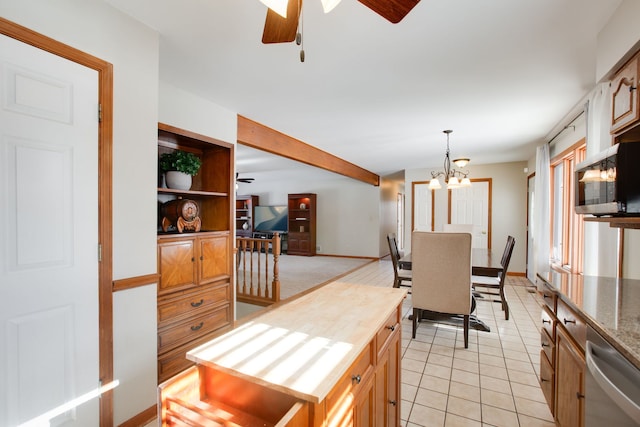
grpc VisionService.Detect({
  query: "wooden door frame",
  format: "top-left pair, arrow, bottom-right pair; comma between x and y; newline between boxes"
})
411,181 -> 435,232
0,18 -> 114,426
447,178 -> 492,249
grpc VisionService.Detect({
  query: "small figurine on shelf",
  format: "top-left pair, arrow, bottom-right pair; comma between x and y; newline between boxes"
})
160,199 -> 201,233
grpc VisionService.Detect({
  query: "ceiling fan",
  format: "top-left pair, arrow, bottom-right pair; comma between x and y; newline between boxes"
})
260,0 -> 421,44
236,173 -> 255,184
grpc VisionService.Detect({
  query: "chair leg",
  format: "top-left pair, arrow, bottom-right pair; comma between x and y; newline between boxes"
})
463,315 -> 469,349
501,287 -> 509,320
412,308 -> 419,338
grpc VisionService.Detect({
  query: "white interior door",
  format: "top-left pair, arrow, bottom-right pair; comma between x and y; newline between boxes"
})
449,180 -> 490,248
527,174 -> 536,282
412,182 -> 432,231
0,34 -> 99,426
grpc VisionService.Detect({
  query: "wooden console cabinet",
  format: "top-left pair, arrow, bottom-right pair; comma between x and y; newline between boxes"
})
156,123 -> 234,383
235,194 -> 258,237
287,193 -> 316,256
159,282 -> 406,426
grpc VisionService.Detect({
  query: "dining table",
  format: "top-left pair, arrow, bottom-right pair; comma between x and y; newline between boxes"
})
398,247 -> 502,333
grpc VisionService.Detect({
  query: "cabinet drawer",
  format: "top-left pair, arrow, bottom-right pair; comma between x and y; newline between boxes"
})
541,328 -> 555,366
611,54 -> 640,134
556,298 -> 586,352
539,349 -> 555,416
376,307 -> 400,361
541,305 -> 555,341
158,304 -> 231,355
538,279 -> 557,313
158,283 -> 230,327
325,342 -> 374,421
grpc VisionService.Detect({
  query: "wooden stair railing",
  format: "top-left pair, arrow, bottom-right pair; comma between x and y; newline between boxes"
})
235,233 -> 281,306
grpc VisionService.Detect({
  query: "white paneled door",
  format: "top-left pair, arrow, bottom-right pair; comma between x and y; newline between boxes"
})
0,34 -> 99,426
449,180 -> 490,249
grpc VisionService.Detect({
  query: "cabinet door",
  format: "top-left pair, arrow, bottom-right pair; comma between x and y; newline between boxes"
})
611,55 -> 640,134
158,238 -> 197,295
555,326 -> 585,427
375,334 -> 400,427
355,375 -> 375,427
199,234 -> 230,284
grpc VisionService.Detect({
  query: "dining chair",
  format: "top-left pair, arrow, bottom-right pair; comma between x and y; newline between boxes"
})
387,233 -> 412,290
411,231 -> 472,348
472,235 -> 515,320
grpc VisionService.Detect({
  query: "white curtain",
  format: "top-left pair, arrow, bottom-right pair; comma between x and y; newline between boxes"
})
534,144 -> 550,278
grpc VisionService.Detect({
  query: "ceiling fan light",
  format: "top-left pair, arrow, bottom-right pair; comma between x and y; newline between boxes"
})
428,178 -> 442,190
460,177 -> 472,187
447,176 -> 460,189
453,158 -> 470,168
259,0 -> 288,18
321,0 -> 343,13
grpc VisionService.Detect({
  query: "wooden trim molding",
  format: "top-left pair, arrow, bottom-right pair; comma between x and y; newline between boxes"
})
0,17 -> 115,426
113,273 -> 160,292
237,115 -> 380,186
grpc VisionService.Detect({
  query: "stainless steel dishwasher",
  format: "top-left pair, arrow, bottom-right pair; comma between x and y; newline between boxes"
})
586,326 -> 640,426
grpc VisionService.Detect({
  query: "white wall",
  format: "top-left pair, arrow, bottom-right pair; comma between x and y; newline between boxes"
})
380,171 -> 405,256
237,169 -> 381,258
405,161 -> 528,275
0,0 -> 161,423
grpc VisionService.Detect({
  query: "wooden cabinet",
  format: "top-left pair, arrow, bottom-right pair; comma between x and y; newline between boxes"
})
611,53 -> 640,135
555,326 -> 585,427
235,194 -> 259,237
156,123 -> 234,383
537,277 -> 585,427
287,193 -> 317,256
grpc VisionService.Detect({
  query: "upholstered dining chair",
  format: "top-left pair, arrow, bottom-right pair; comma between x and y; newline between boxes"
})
472,235 -> 515,320
387,233 -> 412,290
411,231 -> 472,348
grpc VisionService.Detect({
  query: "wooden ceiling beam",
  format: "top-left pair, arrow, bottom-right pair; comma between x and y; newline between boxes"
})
237,115 -> 380,187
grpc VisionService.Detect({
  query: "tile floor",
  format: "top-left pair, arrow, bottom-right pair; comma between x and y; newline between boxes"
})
339,259 -> 556,427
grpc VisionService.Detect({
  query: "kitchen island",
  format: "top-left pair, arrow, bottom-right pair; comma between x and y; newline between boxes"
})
159,281 -> 408,426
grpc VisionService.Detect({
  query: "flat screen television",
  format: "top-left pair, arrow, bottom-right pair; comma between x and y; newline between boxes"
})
254,205 -> 288,233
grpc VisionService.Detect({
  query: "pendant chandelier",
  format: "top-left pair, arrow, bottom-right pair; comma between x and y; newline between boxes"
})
428,130 -> 471,190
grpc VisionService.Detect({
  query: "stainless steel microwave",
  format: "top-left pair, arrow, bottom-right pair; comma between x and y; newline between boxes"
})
575,142 -> 640,216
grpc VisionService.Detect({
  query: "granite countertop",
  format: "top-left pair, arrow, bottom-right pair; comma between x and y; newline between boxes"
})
538,271 -> 640,368
187,281 -> 408,403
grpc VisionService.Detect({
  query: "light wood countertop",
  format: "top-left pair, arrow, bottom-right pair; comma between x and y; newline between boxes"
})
187,281 -> 407,403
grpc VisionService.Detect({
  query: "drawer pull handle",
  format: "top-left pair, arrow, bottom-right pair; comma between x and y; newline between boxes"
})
191,299 -> 204,307
577,392 -> 585,399
541,343 -> 549,347
191,257 -> 195,263
563,318 -> 576,325
389,400 -> 397,406
540,377 -> 549,383
352,374 -> 361,384
543,294 -> 551,299
386,325 -> 396,331
200,255 -> 204,261
191,322 -> 204,331
542,319 -> 551,324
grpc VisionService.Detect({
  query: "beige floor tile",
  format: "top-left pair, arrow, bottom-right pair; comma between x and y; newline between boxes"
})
429,353 -> 454,368
404,348 -> 430,361
506,358 -> 536,374
415,387 -> 448,411
409,403 -> 446,426
454,350 -> 479,363
420,374 -> 450,394
451,369 -> 480,388
425,363 -> 452,380
448,381 -> 480,403
480,375 -> 511,394
402,383 -> 418,402
481,404 -> 519,427
452,358 -> 479,374
517,413 -> 557,427
513,397 -> 554,422
478,353 -> 506,368
447,396 -> 481,421
502,348 -> 531,362
402,369 -> 422,387
478,364 -> 509,380
478,345 -> 504,357
507,370 -> 540,387
404,358 -> 427,373
444,413 -> 482,427
480,389 -> 515,412
510,382 -> 546,404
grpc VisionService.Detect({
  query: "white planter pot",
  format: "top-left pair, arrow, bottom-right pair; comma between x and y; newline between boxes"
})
165,171 -> 192,190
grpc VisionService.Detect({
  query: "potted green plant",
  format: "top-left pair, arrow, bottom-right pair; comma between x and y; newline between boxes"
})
159,150 -> 202,190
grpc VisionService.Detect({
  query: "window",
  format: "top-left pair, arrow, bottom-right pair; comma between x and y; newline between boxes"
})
550,140 -> 586,272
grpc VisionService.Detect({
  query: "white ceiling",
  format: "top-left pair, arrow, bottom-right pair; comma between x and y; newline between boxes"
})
105,0 -> 622,180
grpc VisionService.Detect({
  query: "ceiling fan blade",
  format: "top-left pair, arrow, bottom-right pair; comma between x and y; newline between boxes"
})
357,0 -> 420,24
262,0 -> 302,44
